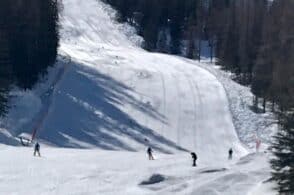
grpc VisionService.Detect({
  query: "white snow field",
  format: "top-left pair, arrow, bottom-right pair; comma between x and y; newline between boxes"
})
0,146 -> 273,195
0,0 -> 276,194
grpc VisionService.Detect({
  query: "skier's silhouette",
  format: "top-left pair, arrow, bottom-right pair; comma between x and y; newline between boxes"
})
191,152 -> 197,167
34,142 -> 41,157
228,148 -> 233,160
147,147 -> 154,160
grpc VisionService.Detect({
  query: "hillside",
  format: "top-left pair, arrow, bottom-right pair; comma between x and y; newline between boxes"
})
0,0 -> 276,194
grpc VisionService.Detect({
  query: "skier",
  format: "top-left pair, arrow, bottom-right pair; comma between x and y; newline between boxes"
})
34,142 -> 41,157
191,152 -> 197,167
147,147 -> 154,160
228,148 -> 233,160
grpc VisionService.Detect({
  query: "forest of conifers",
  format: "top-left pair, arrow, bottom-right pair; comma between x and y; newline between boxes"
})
0,0 -> 59,115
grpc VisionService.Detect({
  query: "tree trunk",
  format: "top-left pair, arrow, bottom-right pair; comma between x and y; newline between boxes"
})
253,96 -> 258,111
263,98 -> 266,113
198,39 -> 201,62
271,100 -> 275,112
210,44 -> 213,63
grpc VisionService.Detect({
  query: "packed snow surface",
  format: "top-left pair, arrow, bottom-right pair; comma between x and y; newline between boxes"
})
0,146 -> 273,195
0,0 -> 276,194
49,0 -> 248,160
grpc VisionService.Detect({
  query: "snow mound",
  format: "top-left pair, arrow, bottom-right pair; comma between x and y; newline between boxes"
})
200,168 -> 228,174
140,174 -> 166,185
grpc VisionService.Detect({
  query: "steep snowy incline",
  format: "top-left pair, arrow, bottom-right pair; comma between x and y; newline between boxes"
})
27,0 -> 249,162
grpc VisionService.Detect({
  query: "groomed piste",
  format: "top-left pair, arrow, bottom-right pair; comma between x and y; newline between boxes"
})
0,0 -> 275,194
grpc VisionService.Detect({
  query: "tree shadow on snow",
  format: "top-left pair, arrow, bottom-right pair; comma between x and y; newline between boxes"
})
38,59 -> 187,153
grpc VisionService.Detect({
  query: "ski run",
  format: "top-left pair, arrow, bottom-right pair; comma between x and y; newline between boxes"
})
0,0 -> 277,194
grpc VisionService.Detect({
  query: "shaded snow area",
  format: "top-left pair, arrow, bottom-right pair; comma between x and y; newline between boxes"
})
0,0 -> 277,194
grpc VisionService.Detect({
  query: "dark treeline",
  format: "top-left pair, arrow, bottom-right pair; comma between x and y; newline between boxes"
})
103,0 -> 208,56
104,0 -> 293,111
105,0 -> 294,193
0,0 -> 59,116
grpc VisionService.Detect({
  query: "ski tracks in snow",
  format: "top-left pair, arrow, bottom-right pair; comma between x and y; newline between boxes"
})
151,62 -> 203,151
173,74 -> 182,146
151,65 -> 167,136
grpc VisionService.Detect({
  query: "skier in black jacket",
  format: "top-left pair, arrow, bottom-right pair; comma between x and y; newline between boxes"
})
191,152 -> 197,167
147,147 -> 154,160
34,142 -> 41,157
228,148 -> 233,160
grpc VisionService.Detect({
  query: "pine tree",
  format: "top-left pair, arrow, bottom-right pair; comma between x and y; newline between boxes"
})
0,1 -> 12,116
0,0 -> 59,115
271,113 -> 294,194
8,0 -> 59,89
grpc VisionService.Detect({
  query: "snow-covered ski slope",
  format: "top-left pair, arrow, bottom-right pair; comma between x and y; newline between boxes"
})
0,146 -> 273,195
0,0 -> 276,194
37,0 -> 247,162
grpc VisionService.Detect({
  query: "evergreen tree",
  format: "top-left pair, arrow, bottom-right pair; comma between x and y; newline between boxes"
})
0,0 -> 59,115
271,113 -> 294,194
9,0 -> 59,89
0,1 -> 12,116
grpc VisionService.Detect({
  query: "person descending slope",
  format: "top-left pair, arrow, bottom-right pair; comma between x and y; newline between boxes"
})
228,148 -> 233,160
34,142 -> 41,157
147,147 -> 154,160
191,152 -> 197,167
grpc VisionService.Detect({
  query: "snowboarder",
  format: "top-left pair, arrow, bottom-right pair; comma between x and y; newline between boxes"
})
228,148 -> 233,160
34,142 -> 41,157
147,147 -> 154,160
191,152 -> 197,167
